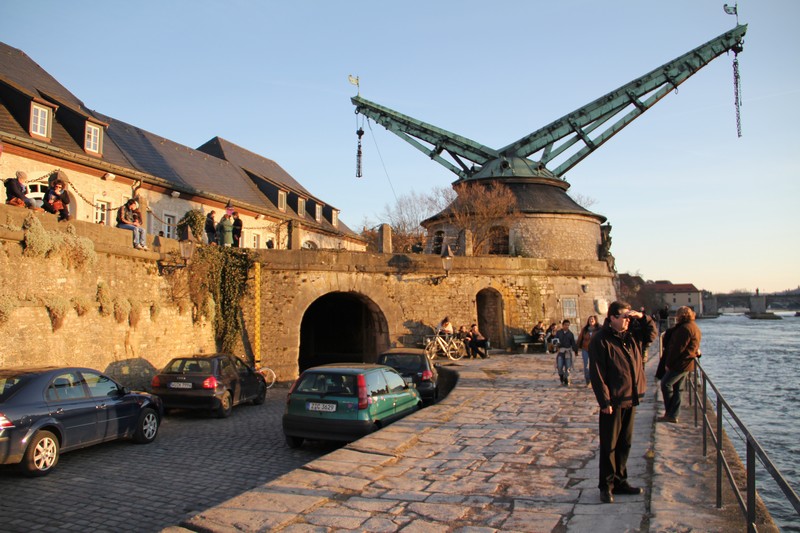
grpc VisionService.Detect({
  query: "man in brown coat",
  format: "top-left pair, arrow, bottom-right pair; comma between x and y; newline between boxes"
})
659,306 -> 702,424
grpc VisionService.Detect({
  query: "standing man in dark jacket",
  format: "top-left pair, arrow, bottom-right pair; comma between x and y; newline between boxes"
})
589,301 -> 649,504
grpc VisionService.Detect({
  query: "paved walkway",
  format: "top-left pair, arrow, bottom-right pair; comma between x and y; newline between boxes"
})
168,352 -> 752,532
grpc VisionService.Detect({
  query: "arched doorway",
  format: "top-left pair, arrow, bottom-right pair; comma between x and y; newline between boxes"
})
298,291 -> 389,372
476,288 -> 506,349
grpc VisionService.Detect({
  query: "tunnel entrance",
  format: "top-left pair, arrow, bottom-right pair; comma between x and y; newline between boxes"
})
298,291 -> 389,372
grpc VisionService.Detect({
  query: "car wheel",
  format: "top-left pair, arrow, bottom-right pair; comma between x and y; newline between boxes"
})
22,430 -> 59,476
133,408 -> 159,443
285,435 -> 304,449
252,383 -> 267,405
216,391 -> 233,418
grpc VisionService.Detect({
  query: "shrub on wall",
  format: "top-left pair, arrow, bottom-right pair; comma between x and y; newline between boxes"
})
97,282 -> 113,316
113,296 -> 132,324
22,213 -> 51,258
129,297 -> 142,328
72,295 -> 92,316
177,209 -> 205,241
0,294 -> 15,325
43,295 -> 70,331
50,225 -> 97,270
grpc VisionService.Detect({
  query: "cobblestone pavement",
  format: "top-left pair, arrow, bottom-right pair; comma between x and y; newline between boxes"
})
177,352 -> 747,532
0,386 -> 333,533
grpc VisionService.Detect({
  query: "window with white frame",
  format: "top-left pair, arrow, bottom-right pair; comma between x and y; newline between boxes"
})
315,204 -> 322,222
297,198 -> 305,217
94,200 -> 111,225
278,191 -> 287,212
332,210 -> 338,227
85,123 -> 102,154
561,297 -> 578,320
252,233 -> 261,249
30,103 -> 51,138
163,214 -> 176,239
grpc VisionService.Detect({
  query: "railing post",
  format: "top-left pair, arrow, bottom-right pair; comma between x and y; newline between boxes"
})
702,372 -> 708,457
717,394 -> 723,509
747,441 -> 756,533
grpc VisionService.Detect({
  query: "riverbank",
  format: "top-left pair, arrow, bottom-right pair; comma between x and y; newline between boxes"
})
166,352 -> 772,532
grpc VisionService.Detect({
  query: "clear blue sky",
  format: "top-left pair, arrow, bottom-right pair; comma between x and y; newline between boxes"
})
2,1 -> 797,294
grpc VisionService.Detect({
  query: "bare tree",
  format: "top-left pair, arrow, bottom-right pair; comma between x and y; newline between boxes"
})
570,192 -> 597,209
440,181 -> 517,255
375,190 -> 436,253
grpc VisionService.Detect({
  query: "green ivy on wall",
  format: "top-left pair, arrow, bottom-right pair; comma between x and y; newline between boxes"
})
187,246 -> 255,353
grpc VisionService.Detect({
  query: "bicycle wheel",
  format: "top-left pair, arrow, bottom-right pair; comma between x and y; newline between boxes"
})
447,339 -> 466,361
424,340 -> 438,361
259,367 -> 277,388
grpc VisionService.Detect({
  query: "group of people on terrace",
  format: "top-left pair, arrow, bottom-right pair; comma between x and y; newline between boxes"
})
5,170 -> 71,221
204,210 -> 244,248
436,317 -> 489,359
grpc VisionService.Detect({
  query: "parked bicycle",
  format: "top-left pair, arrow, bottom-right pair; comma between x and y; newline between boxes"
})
424,334 -> 467,361
256,365 -> 277,388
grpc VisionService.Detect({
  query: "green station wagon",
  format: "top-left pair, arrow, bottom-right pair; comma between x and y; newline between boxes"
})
282,363 -> 422,448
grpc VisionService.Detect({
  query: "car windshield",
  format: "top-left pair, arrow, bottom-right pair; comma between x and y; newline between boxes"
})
0,374 -> 30,403
164,359 -> 213,374
296,372 -> 357,396
379,354 -> 423,373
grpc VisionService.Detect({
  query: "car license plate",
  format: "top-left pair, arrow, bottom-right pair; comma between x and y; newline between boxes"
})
306,401 -> 336,412
169,382 -> 192,389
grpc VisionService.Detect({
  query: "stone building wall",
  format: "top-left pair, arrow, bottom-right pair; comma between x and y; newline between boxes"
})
1,204 -> 616,388
0,204 -> 216,390
510,214 -> 602,260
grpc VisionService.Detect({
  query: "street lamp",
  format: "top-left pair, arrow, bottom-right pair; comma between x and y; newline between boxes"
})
431,244 -> 454,285
158,233 -> 195,275
441,244 -> 453,277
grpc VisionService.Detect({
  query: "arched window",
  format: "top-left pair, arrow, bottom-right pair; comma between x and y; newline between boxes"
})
432,231 -> 444,255
487,226 -> 509,255
302,240 -> 318,250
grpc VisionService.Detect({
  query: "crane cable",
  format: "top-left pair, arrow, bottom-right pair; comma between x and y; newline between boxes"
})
733,49 -> 743,138
354,111 -> 399,204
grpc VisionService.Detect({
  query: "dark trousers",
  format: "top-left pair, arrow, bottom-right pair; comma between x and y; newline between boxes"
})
469,339 -> 488,358
598,406 -> 636,490
660,370 -> 688,419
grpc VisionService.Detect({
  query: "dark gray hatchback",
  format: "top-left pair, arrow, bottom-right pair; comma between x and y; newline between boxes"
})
150,354 -> 266,418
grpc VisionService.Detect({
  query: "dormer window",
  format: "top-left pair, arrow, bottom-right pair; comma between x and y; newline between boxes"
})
315,204 -> 322,222
278,190 -> 287,212
297,198 -> 305,218
332,210 -> 338,227
30,102 -> 52,139
85,123 -> 103,155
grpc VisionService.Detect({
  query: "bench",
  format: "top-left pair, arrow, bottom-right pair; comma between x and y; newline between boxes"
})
513,334 -> 544,353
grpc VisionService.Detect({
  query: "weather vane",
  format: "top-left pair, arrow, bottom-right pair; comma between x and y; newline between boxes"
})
348,74 -> 360,96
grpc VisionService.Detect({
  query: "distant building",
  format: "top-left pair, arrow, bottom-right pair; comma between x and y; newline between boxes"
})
0,41 -> 365,251
648,282 -> 704,315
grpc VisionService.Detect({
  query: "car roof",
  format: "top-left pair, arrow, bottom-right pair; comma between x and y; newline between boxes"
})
0,366 -> 100,378
379,348 -> 427,357
302,363 -> 390,375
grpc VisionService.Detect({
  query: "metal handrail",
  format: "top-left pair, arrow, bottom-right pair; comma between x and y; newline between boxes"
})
687,360 -> 800,532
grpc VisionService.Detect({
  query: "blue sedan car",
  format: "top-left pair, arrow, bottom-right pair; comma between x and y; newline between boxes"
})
0,366 -> 162,476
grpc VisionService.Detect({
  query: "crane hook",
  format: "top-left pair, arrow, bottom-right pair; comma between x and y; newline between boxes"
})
356,127 -> 365,178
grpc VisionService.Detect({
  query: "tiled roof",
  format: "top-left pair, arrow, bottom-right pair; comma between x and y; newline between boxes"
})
0,41 -> 359,238
648,283 -> 700,293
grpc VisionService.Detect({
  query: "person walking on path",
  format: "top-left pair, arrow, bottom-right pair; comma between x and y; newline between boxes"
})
589,301 -> 647,504
658,306 -> 702,424
577,315 -> 598,386
555,319 -> 578,386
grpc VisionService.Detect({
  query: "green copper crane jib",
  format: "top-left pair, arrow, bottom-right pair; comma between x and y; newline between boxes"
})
352,25 -> 747,183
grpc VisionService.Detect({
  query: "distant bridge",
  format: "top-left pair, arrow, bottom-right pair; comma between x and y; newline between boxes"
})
710,294 -> 800,312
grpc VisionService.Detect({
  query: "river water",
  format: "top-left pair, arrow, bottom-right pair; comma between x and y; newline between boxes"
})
691,312 -> 799,531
